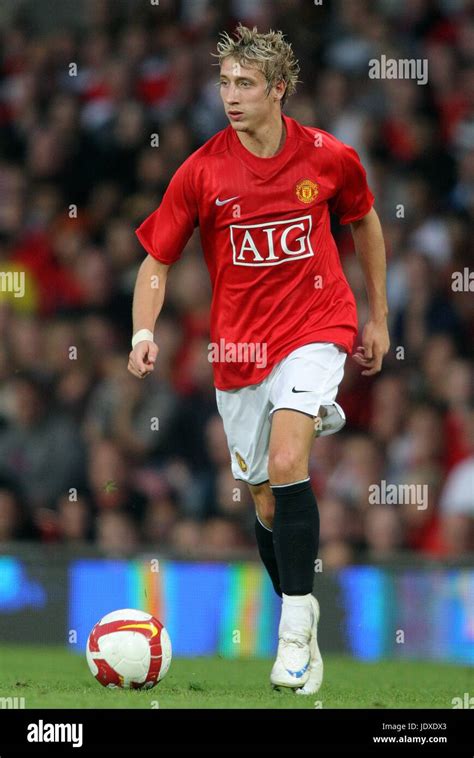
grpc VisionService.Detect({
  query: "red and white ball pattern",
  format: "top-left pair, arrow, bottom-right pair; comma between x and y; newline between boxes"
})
86,608 -> 172,689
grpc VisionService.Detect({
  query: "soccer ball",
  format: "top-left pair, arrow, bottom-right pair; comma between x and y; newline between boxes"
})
86,608 -> 172,689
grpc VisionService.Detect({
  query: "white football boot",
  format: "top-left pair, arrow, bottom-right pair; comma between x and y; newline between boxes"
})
314,401 -> 346,437
270,595 -> 312,690
295,595 -> 323,695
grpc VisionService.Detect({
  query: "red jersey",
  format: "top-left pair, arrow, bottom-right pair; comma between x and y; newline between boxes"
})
136,113 -> 374,390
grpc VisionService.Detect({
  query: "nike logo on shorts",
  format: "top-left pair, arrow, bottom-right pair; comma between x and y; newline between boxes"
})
292,387 -> 312,393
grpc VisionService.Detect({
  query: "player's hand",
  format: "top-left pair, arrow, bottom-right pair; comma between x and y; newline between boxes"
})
128,341 -> 159,379
352,319 -> 390,376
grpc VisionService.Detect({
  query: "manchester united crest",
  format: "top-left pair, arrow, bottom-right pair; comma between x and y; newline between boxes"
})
235,451 -> 248,473
295,179 -> 319,204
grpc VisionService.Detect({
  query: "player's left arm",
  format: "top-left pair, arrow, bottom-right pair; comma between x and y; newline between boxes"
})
350,206 -> 390,376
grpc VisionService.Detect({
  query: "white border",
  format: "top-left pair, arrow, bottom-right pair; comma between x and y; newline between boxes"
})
230,215 -> 315,267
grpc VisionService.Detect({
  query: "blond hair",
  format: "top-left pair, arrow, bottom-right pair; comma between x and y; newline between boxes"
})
214,23 -> 300,106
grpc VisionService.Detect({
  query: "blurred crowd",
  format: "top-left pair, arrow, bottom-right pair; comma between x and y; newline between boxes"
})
0,0 -> 473,564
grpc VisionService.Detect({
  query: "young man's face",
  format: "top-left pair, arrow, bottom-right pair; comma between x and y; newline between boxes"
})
219,56 -> 285,133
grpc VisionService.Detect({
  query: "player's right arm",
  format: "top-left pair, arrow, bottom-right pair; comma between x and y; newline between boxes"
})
128,255 -> 169,379
129,156 -> 198,379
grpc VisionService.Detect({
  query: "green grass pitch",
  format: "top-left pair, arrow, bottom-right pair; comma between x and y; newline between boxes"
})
0,646 -> 472,709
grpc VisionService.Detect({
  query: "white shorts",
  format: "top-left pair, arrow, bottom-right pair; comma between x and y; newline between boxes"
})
215,342 -> 347,485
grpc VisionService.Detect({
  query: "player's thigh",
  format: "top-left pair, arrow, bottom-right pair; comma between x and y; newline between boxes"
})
268,409 -> 315,481
267,342 -> 346,477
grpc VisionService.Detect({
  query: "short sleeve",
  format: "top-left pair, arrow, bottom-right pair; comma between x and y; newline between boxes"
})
329,144 -> 374,225
135,158 -> 198,264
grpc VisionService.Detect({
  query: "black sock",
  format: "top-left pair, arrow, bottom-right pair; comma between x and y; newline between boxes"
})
255,516 -> 282,597
271,478 -> 319,596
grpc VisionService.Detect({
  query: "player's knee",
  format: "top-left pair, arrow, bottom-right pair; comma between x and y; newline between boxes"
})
249,483 -> 275,529
268,449 -> 302,484
257,499 -> 275,529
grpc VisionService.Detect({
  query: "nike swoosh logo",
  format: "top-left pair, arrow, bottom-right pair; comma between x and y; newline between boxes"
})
286,660 -> 310,678
215,196 -> 239,206
292,387 -> 312,393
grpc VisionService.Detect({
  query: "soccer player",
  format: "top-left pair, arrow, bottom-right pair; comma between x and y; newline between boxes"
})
129,24 -> 389,694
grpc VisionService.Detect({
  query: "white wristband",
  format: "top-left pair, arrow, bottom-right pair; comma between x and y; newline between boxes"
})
131,329 -> 154,349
